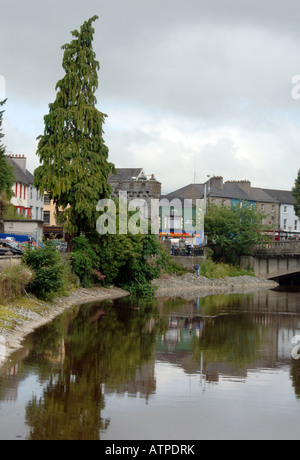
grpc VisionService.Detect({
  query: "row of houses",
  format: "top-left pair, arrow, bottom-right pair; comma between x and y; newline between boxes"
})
3,154 -> 300,244
164,176 -> 300,242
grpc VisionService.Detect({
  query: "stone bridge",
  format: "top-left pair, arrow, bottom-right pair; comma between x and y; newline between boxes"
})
241,241 -> 300,281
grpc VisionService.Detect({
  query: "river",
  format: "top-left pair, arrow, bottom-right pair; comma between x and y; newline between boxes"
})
0,286 -> 300,440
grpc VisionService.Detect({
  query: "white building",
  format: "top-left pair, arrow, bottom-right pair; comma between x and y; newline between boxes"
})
6,154 -> 44,221
263,189 -> 300,237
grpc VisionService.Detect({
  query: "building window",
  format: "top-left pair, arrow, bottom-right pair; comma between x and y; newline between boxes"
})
20,184 -> 22,199
295,220 -> 298,231
30,187 -> 33,199
44,194 -> 51,205
284,206 -> 288,213
43,211 -> 50,225
284,219 -> 287,230
272,204 -> 275,213
261,204 -> 265,211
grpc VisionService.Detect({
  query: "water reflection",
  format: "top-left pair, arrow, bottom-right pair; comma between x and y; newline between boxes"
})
0,289 -> 300,439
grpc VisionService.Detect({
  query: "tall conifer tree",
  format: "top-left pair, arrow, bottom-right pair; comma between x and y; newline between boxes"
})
34,16 -> 115,239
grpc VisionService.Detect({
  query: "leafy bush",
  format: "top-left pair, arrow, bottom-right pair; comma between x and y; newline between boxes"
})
155,245 -> 188,275
23,241 -> 66,300
199,259 -> 254,279
71,235 -> 101,287
94,233 -> 163,296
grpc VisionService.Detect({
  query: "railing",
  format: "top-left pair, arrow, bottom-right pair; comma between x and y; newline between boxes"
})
171,247 -> 205,257
255,240 -> 300,257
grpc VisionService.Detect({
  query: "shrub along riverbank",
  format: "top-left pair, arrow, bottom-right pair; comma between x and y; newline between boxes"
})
0,238 -> 275,366
0,235 -> 259,307
0,235 -> 187,306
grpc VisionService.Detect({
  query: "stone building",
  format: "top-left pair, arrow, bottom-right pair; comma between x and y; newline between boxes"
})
167,176 -> 299,239
108,168 -> 161,222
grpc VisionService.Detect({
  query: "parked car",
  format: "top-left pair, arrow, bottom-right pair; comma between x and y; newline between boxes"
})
0,246 -> 10,256
0,239 -> 24,255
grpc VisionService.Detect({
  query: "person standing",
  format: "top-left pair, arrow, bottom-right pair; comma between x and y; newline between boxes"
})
193,263 -> 200,276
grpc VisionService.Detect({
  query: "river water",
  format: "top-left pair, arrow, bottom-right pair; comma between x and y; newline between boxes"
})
0,286 -> 300,440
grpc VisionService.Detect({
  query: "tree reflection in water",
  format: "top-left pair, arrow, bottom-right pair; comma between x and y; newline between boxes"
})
1,289 -> 299,440
24,298 -> 165,440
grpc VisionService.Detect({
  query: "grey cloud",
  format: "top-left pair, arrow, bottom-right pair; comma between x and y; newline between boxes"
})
1,0 -> 300,191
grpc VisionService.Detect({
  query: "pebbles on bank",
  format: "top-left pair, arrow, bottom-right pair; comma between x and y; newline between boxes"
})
0,274 -> 278,367
0,286 -> 129,367
152,273 -> 279,298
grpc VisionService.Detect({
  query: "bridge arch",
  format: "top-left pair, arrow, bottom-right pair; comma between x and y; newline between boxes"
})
252,240 -> 300,281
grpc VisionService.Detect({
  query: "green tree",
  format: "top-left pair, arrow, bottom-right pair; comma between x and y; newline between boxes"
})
91,200 -> 168,296
0,99 -> 15,225
23,241 -> 66,300
34,16 -> 115,241
204,202 -> 267,263
292,170 -> 300,218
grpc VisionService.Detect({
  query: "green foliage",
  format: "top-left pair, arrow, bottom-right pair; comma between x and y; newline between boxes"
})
71,235 -> 99,287
205,202 -> 268,263
23,242 -> 66,300
155,245 -> 188,275
199,258 -> 254,279
292,170 -> 300,218
96,232 -> 161,296
34,17 -> 115,237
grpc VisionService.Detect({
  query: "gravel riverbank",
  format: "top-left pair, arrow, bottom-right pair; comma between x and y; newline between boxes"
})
0,286 -> 129,367
152,273 -> 279,299
0,274 -> 278,367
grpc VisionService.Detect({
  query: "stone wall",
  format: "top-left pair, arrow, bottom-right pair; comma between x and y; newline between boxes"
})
0,255 -> 22,270
171,255 -> 206,271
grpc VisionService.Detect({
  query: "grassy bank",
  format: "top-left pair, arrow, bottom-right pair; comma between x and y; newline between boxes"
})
199,259 -> 255,279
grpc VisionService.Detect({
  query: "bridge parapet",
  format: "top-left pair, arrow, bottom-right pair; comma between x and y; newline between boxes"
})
255,240 -> 300,257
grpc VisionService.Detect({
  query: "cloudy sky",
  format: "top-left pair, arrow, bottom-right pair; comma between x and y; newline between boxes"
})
1,0 -> 300,194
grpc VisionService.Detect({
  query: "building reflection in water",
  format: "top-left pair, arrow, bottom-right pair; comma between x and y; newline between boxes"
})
1,288 -> 300,440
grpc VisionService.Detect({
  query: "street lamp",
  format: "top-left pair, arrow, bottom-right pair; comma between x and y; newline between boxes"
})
204,175 -> 211,214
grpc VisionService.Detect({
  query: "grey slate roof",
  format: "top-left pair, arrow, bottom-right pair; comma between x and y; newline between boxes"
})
248,187 -> 275,203
262,188 -> 295,205
167,180 -> 295,205
108,168 -> 145,182
214,183 -> 252,201
6,157 -> 34,186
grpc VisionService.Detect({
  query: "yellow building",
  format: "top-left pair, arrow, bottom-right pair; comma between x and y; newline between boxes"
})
43,193 -> 64,239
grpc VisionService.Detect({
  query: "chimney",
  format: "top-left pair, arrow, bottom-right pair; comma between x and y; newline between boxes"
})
209,176 -> 223,190
10,154 -> 27,172
226,180 -> 251,195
